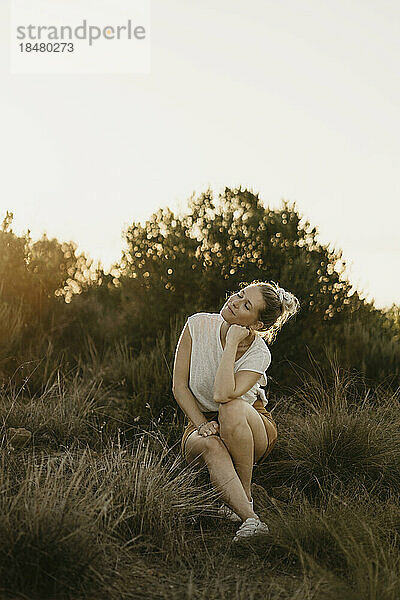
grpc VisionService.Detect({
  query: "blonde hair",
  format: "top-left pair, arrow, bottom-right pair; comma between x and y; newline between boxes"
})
240,280 -> 300,345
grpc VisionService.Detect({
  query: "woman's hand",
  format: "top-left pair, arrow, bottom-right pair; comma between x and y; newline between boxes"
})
198,420 -> 219,437
226,324 -> 251,346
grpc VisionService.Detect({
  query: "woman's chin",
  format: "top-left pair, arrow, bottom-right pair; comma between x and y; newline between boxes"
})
220,306 -> 235,323
220,307 -> 229,320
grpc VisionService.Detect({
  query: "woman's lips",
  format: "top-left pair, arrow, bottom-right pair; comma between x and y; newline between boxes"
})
228,305 -> 235,315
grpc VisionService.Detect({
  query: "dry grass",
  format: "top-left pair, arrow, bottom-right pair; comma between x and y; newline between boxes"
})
0,344 -> 399,598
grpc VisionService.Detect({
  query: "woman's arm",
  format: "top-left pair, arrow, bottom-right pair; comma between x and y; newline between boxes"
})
172,323 -> 209,427
213,339 -> 237,401
213,337 -> 263,403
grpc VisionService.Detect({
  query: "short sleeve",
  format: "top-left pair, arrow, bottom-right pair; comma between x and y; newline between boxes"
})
236,346 -> 271,386
186,314 -> 196,337
186,313 -> 205,337
186,312 -> 215,340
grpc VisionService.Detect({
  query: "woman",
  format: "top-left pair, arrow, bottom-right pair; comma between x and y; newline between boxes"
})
172,280 -> 300,542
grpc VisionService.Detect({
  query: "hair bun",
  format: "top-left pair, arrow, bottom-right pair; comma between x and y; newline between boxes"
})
252,280 -> 300,345
277,287 -> 289,304
277,286 -> 299,315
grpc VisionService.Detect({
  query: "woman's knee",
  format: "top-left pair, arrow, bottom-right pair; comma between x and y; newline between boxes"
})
201,435 -> 227,457
185,432 -> 226,462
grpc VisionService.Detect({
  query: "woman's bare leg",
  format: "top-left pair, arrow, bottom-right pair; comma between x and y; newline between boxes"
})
185,432 -> 259,522
218,400 -> 269,501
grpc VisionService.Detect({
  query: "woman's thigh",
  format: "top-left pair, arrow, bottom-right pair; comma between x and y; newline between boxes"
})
219,400 -> 270,464
242,402 -> 273,463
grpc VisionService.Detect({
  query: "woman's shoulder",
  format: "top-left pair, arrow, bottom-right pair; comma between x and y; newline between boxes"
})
253,334 -> 271,352
186,312 -> 221,333
187,312 -> 221,322
248,335 -> 272,364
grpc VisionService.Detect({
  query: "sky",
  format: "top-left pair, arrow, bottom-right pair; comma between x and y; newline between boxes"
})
1,0 -> 399,309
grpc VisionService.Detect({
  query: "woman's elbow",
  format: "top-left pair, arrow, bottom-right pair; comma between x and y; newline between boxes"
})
213,395 -> 233,404
214,390 -> 243,403
172,382 -> 188,397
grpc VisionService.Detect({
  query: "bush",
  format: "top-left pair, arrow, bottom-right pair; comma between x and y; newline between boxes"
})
259,362 -> 400,499
0,450 -> 114,600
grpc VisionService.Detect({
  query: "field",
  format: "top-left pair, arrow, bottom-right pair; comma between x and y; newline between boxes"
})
1,201 -> 399,598
1,341 -> 400,600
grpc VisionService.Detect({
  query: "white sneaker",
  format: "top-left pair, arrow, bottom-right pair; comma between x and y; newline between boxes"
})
217,498 -> 253,522
233,517 -> 269,542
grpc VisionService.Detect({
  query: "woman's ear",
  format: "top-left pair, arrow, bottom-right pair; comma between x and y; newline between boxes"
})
250,320 -> 264,331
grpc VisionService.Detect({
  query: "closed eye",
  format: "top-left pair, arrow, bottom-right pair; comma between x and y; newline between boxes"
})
237,292 -> 250,310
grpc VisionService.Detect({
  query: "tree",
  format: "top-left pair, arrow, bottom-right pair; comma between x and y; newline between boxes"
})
0,211 -> 99,337
115,186 -> 363,380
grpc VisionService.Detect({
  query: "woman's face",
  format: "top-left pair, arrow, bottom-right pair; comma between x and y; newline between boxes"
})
220,285 -> 265,330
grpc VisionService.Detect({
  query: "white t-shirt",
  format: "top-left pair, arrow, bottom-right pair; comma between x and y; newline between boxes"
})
186,312 -> 271,412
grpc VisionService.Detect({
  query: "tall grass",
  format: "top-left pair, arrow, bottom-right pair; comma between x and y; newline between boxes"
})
325,314 -> 400,385
258,359 -> 400,499
1,315 -> 399,598
262,484 -> 400,600
0,438 -> 220,600
0,369 -> 120,449
0,448 -> 116,599
0,286 -> 24,352
75,312 -> 187,431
